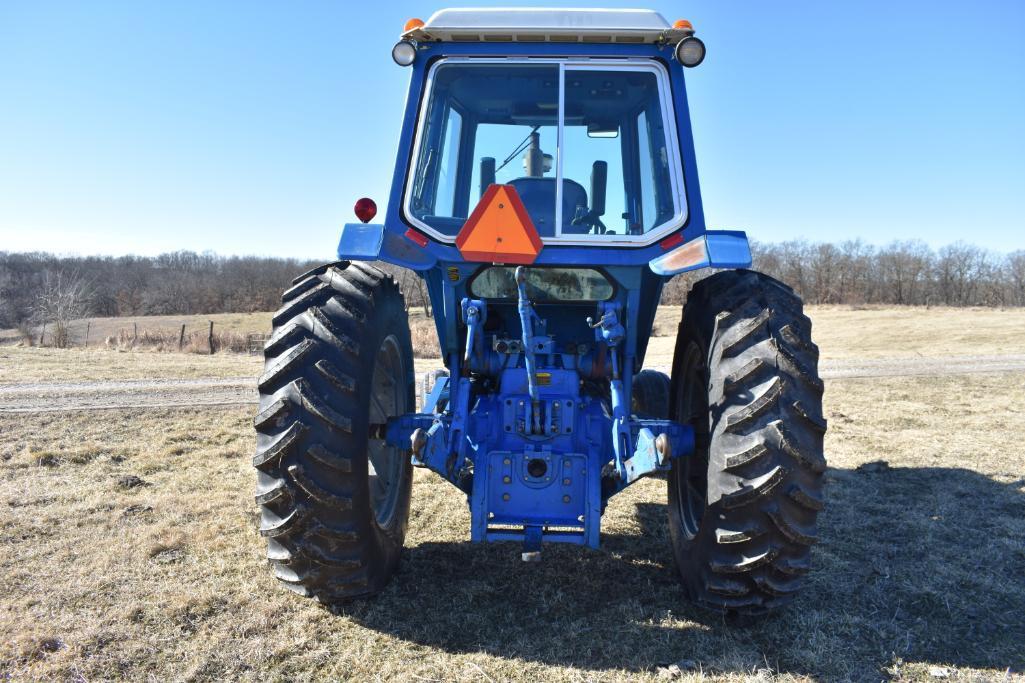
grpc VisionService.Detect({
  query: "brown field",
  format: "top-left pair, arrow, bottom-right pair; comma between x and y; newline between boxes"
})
0,312 -> 275,347
5,305 -> 1025,382
643,305 -> 1025,368
0,346 -> 262,384
2,308 -> 444,360
1,307 -> 1024,681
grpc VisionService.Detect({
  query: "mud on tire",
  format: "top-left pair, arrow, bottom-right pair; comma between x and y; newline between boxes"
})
668,269 -> 826,614
253,261 -> 415,602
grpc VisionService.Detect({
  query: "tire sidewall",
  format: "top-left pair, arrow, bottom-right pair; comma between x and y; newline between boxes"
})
356,284 -> 415,560
667,302 -> 715,588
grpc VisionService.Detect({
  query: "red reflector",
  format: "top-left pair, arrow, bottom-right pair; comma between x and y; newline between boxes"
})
404,228 -> 429,247
354,197 -> 377,223
660,232 -> 684,250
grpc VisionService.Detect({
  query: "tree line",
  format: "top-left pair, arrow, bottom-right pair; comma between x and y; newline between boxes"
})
2,239 -> 1023,333
0,251 -> 321,332
662,240 -> 1025,308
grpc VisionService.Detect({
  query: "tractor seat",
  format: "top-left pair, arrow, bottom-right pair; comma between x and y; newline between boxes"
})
508,177 -> 588,236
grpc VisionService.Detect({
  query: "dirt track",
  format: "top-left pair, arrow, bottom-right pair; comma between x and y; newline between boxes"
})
2,354 -> 1024,413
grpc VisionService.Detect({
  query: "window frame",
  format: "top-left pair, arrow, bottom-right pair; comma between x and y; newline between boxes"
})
402,57 -> 687,246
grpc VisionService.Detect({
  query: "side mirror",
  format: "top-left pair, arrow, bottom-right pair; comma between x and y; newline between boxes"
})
590,161 -> 607,217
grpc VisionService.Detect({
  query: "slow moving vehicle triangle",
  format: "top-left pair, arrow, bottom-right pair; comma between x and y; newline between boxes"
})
455,184 -> 543,264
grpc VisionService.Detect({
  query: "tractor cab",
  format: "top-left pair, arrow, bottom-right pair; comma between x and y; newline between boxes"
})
340,8 -> 750,270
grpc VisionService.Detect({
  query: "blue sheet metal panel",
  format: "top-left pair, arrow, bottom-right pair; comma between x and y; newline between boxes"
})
664,52 -> 706,246
437,268 -> 471,358
376,40 -> 706,270
337,223 -> 439,270
485,450 -> 587,526
706,230 -> 753,268
336,222 -> 384,260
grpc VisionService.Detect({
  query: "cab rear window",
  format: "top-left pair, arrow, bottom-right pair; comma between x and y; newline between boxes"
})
405,60 -> 685,243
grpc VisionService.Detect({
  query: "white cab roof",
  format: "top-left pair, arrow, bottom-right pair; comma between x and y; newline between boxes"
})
403,8 -> 691,44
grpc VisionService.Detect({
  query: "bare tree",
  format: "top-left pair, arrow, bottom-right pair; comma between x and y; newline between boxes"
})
1006,250 -> 1025,307
836,240 -> 875,304
0,268 -> 12,330
402,270 -> 432,318
33,270 -> 93,348
807,242 -> 841,304
377,263 -> 432,318
878,240 -> 932,305
936,242 -> 987,306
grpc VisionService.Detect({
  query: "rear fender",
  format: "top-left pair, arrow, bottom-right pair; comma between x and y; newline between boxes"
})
648,230 -> 751,277
337,223 -> 437,271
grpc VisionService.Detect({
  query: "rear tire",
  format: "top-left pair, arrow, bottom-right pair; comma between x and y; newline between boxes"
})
667,270 -> 826,614
632,369 -> 671,419
253,261 -> 415,602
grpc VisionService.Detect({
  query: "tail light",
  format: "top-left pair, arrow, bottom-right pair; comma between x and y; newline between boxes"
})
354,198 -> 377,223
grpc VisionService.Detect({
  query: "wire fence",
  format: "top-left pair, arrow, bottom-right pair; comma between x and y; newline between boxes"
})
3,314 -> 441,357
5,320 -> 269,355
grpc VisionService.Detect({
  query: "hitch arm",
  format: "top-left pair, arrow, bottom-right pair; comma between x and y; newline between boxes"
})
515,266 -> 544,434
588,303 -> 632,481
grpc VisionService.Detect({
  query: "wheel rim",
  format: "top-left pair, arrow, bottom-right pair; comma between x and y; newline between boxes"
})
675,340 -> 709,541
367,334 -> 407,528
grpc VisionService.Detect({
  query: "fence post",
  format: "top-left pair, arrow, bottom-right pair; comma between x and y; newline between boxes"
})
39,322 -> 46,346
179,324 -> 186,351
85,322 -> 90,347
208,320 -> 215,355
132,322 -> 138,347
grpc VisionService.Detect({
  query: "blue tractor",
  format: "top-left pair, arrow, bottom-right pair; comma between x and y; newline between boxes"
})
254,9 -> 826,614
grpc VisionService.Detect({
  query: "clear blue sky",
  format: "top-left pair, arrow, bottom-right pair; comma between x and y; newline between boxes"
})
1,1 -> 1023,259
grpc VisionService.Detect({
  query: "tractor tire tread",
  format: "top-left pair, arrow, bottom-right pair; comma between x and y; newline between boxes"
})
253,261 -> 414,603
290,260 -> 348,286
668,269 -> 825,615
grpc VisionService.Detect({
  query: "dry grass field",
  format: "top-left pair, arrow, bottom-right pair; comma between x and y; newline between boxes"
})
2,306 -> 1024,681
5,303 -> 1025,376
0,346 -> 262,384
644,305 -> 1025,368
0,312 -> 275,347
2,308 -> 443,359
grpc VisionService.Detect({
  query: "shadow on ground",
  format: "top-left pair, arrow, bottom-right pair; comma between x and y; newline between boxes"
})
336,467 -> 1025,679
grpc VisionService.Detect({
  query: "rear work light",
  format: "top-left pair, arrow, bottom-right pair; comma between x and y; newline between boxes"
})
392,40 -> 417,66
675,36 -> 706,68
